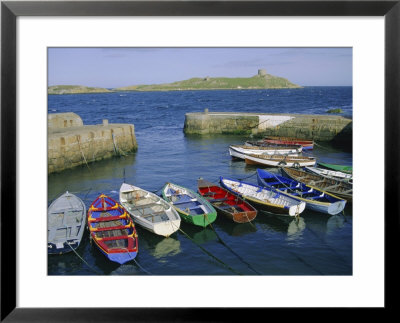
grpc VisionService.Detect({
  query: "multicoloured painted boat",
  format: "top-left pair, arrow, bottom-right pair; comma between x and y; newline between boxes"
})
263,136 -> 314,150
317,162 -> 352,174
197,178 -> 257,223
256,168 -> 346,215
219,176 -> 306,217
119,182 -> 181,237
244,153 -> 316,167
48,191 -> 86,254
162,182 -> 217,227
87,194 -> 138,264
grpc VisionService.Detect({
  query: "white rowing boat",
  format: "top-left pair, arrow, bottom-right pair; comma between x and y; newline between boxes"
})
119,183 -> 181,237
229,145 -> 300,160
244,154 -> 316,167
219,176 -> 306,217
305,166 -> 353,183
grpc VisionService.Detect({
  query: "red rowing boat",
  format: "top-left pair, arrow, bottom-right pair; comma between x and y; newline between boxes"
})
263,136 -> 314,150
197,179 -> 257,223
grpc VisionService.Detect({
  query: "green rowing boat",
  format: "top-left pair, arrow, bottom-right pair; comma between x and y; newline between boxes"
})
162,182 -> 217,228
317,162 -> 352,174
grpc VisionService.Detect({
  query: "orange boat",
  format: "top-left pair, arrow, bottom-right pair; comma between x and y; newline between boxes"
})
263,136 -> 314,150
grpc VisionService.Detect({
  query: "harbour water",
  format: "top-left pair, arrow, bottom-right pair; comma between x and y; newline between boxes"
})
48,87 -> 352,275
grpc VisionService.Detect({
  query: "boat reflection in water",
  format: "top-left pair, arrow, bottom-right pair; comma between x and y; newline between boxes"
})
217,221 -> 257,237
326,215 -> 346,235
190,227 -> 218,245
256,212 -> 305,237
150,237 -> 181,259
286,217 -> 306,241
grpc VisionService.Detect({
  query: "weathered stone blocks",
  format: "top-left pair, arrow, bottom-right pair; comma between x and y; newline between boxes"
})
48,113 -> 138,174
184,111 -> 352,142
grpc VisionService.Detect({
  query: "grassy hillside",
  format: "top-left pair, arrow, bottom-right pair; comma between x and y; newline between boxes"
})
48,85 -> 113,95
115,74 -> 302,91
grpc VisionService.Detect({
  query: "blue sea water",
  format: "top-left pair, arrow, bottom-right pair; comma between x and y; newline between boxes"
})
48,87 -> 352,276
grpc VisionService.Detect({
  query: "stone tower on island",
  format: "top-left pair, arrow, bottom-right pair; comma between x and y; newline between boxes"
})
258,69 -> 267,77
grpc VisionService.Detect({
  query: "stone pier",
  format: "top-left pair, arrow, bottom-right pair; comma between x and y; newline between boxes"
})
48,113 -> 138,174
184,111 -> 352,142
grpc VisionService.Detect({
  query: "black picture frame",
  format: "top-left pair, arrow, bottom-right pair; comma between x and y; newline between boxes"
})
1,1 -> 399,321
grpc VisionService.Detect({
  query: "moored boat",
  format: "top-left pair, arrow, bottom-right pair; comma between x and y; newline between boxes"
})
305,166 -> 353,183
219,176 -> 306,216
87,194 -> 138,264
317,162 -> 352,174
197,178 -> 257,223
229,145 -> 300,160
256,168 -> 346,215
263,136 -> 314,150
245,140 -> 303,151
282,167 -> 352,202
162,182 -> 217,227
244,154 -> 316,167
48,191 -> 86,254
119,182 -> 181,237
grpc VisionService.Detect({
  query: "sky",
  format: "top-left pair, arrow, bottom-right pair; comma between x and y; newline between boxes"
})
48,47 -> 352,88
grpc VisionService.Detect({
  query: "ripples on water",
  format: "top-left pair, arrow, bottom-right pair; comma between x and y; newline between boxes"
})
48,87 -> 352,276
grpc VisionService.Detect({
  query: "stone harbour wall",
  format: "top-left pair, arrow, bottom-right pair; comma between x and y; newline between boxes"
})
48,113 -> 138,174
184,111 -> 352,142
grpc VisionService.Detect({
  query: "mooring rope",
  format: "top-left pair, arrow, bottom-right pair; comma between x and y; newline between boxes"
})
238,172 -> 257,181
133,258 -> 152,275
248,118 -> 270,130
342,209 -> 347,222
118,244 -> 152,275
83,187 -> 93,201
204,214 -> 262,275
171,221 -> 243,275
313,142 -> 331,151
76,136 -> 92,172
66,241 -> 102,275
151,185 -> 164,194
112,133 -> 128,156
270,171 -> 300,195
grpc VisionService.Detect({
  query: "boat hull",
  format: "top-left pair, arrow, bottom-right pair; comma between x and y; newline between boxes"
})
229,145 -> 300,160
256,169 -> 347,215
305,166 -> 353,182
162,182 -> 217,228
264,137 -> 314,150
197,179 -> 257,223
47,191 -> 86,255
317,162 -> 352,174
87,194 -> 139,264
47,240 -> 80,255
244,154 -> 316,167
219,177 -> 306,217
120,183 -> 181,237
282,167 -> 352,203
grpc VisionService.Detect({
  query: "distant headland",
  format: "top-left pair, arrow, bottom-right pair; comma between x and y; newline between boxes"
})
48,85 -> 113,95
48,69 -> 302,94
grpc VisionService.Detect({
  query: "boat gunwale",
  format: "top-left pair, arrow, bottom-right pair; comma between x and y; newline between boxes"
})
197,179 -> 257,222
162,182 -> 217,219
257,169 -> 345,206
119,183 -> 181,223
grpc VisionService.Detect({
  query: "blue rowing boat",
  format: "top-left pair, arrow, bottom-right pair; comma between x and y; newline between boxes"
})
256,169 -> 346,215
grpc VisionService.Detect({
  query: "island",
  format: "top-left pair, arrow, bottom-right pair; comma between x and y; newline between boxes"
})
48,69 -> 302,94
48,85 -> 113,95
114,69 -> 302,91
